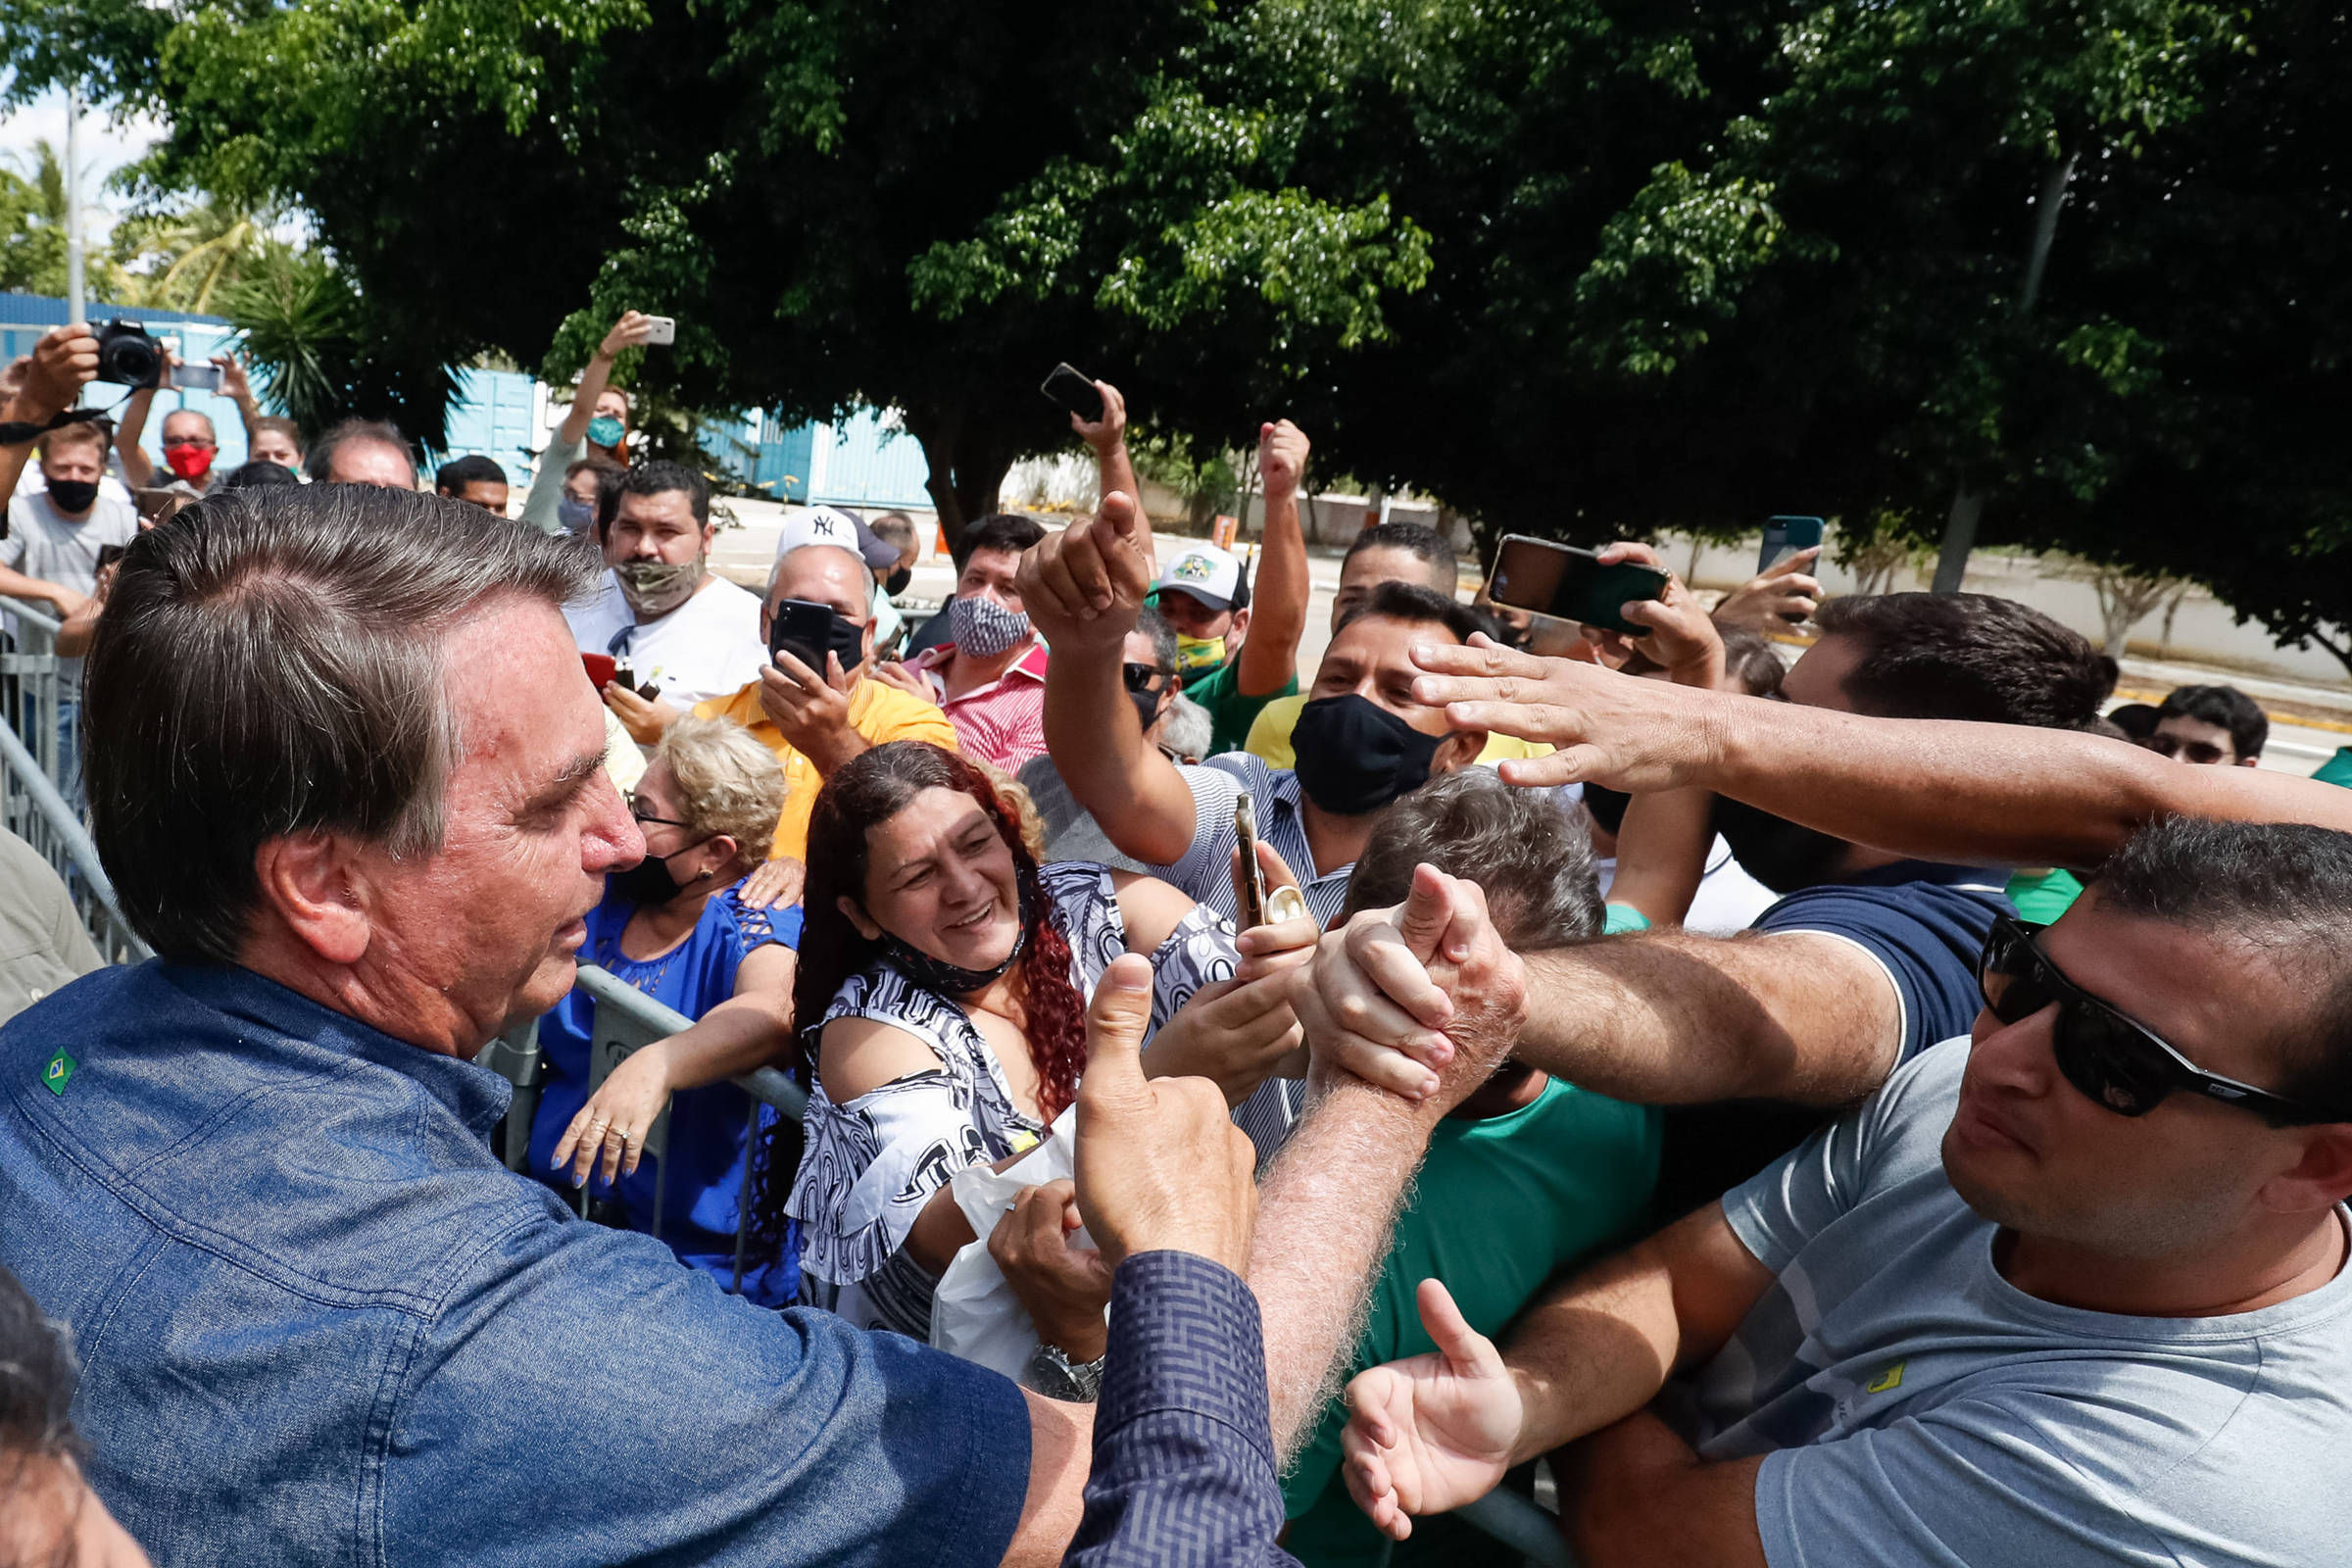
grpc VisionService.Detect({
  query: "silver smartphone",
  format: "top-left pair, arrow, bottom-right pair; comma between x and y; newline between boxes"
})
174,363 -> 222,392
642,316 -> 676,346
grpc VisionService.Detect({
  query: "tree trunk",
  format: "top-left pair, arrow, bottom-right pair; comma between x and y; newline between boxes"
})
904,404 -> 1015,562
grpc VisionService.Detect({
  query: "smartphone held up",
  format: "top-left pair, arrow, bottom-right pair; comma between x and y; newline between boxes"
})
1485,535 -> 1671,637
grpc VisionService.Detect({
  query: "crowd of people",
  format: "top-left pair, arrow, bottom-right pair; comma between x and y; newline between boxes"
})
1,307 -> 2350,1568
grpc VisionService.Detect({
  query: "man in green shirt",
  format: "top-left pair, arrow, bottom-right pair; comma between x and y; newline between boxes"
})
1277,769 -> 1662,1566
1150,418 -> 1312,756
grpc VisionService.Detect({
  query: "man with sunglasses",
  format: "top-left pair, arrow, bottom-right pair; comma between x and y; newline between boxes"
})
1340,815 -> 2352,1566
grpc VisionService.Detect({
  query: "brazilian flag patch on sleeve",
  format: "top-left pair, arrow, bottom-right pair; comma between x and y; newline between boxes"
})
42,1050 -> 74,1096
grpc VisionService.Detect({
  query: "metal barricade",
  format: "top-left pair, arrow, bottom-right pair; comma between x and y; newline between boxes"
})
485,964 -> 807,1295
0,599 -> 148,962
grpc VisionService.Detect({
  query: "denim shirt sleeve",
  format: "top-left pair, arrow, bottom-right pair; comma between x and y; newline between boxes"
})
1066,1250 -> 1298,1567
390,1213 -> 1030,1567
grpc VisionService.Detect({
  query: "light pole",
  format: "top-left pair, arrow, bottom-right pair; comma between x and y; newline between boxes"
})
63,82 -> 86,325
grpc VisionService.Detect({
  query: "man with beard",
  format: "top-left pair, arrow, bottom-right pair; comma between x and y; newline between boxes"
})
1294,587 -> 2116,1194
564,461 -> 767,738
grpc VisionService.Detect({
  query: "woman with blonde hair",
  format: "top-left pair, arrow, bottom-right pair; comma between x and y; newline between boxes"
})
532,717 -> 802,1300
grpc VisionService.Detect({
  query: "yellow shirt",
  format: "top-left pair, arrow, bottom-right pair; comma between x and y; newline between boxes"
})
695,676 -> 960,863
1243,691 -> 1555,769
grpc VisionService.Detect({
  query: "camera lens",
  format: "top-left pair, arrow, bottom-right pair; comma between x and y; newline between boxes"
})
107,338 -> 159,386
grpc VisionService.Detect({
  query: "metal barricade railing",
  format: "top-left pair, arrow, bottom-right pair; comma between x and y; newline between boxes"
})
483,963 -> 806,1295
0,598 -> 149,963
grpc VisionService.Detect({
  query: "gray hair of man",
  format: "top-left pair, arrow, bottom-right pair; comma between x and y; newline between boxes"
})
304,417 -> 416,485
1156,692 -> 1214,765
82,485 -> 602,963
1340,767 -> 1601,947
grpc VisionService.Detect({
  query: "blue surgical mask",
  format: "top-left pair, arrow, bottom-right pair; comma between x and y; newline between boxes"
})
557,496 -> 595,534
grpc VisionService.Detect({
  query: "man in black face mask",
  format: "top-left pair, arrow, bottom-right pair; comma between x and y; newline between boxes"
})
1021,494 -> 1489,932
692,541 -> 958,868
1298,578 -> 2119,1207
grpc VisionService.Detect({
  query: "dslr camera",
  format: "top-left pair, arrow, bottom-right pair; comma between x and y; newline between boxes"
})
94,318 -> 165,389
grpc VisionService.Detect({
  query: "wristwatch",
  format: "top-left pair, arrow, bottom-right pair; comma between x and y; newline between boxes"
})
1028,1341 -> 1106,1403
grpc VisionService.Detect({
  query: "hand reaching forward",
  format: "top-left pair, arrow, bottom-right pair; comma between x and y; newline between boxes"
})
1014,491 -> 1154,658
989,1178 -> 1113,1364
1073,953 -> 1257,1273
1341,1279 -> 1524,1542
1711,545 -> 1822,632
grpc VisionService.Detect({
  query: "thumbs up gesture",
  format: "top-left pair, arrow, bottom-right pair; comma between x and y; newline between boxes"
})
1073,953 -> 1259,1273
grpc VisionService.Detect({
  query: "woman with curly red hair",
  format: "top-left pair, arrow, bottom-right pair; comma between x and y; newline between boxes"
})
753,740 -> 1305,1339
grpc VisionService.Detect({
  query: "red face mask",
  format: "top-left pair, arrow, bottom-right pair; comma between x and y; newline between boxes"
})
164,442 -> 215,482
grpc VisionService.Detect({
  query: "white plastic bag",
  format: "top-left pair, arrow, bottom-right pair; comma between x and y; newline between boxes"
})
928,1105 -> 1098,1386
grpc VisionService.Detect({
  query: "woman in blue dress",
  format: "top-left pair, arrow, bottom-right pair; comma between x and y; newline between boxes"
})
531,717 -> 802,1302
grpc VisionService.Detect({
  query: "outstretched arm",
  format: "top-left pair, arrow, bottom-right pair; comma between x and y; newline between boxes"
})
1236,420 -> 1310,699
114,377 -> 160,489
560,311 -> 656,447
1250,868 -> 1526,1461
1023,495 -> 1200,865
1340,1200 -> 1773,1547
1409,642 -> 2352,869
1073,378 -> 1153,572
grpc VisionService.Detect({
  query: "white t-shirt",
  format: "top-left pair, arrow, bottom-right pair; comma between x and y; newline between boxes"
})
3,491 -> 140,695
563,569 -> 767,707
1695,1038 -> 2352,1567
1594,835 -> 1782,937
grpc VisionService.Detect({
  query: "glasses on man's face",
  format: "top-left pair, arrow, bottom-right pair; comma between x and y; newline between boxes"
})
627,797 -> 693,831
1122,662 -> 1170,693
2143,732 -> 2230,765
1977,915 -> 2341,1126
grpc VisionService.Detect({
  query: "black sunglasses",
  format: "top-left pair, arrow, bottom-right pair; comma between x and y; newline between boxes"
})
1978,915 -> 2343,1126
1122,661 -> 1170,693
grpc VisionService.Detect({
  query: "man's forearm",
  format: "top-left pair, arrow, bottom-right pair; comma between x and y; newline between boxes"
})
1043,642 -> 1195,865
1238,487 -> 1308,697
1248,1079 -> 1436,1460
1097,446 -> 1150,567
1704,698 -> 2352,869
0,565 -> 73,610
1511,931 -> 1897,1106
116,389 -> 156,488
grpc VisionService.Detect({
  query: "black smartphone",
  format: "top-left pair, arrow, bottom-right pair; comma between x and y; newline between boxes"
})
95,543 -> 127,571
1039,362 -> 1104,423
768,598 -> 836,674
1486,535 -> 1670,636
1759,515 -> 1825,575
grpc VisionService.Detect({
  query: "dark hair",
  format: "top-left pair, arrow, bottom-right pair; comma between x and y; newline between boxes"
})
1717,624 -> 1787,699
1335,578 -> 1493,645
2106,702 -> 2162,741
2094,817 -> 2352,1116
2159,684 -> 2268,761
615,460 -> 710,527
870,512 -> 918,554
221,460 -> 301,490
956,513 -> 1047,568
0,1265 -> 82,1476
747,741 -> 1089,1261
564,452 -> 625,485
1343,769 -> 1600,945
434,454 -> 508,493
1812,592 -> 2116,729
82,487 -> 601,961
1136,604 -> 1178,676
306,418 -> 416,485
1346,521 -> 1459,595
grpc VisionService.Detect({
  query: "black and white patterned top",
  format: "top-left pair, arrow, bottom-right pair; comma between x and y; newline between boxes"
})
789,861 -> 1239,1337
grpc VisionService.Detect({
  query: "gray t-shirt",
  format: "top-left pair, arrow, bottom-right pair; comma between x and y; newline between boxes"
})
4,490 -> 139,694
1696,1037 -> 2352,1566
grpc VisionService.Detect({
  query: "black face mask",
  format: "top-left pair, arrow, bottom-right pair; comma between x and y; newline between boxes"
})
873,880 -> 1038,996
1583,783 -> 1632,837
1711,798 -> 1850,895
1128,688 -> 1164,734
1290,694 -> 1445,817
883,565 -> 913,597
612,840 -> 710,907
45,478 -> 98,515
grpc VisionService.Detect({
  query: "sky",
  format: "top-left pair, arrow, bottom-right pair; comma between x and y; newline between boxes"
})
0,84 -> 168,242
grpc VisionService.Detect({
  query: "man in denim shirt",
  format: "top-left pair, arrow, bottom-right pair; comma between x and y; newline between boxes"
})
0,487 -> 1532,1566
